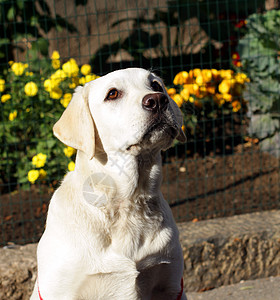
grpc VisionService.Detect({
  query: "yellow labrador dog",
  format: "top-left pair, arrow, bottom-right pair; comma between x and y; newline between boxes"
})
31,68 -> 187,300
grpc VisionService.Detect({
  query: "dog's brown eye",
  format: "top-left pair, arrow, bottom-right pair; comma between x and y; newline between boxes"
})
151,81 -> 163,92
106,89 -> 119,100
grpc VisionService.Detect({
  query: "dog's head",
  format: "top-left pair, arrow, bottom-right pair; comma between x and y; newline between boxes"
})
53,68 -> 186,159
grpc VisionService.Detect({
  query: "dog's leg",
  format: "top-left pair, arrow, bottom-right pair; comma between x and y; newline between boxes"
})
30,280 -> 40,300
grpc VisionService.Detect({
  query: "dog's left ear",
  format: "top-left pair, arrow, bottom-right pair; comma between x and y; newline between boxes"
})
53,85 -> 95,159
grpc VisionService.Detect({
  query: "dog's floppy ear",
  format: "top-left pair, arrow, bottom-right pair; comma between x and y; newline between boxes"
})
169,97 -> 187,143
53,85 -> 95,159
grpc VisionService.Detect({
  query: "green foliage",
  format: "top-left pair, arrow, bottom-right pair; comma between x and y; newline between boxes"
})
0,0 -> 76,68
237,9 -> 280,157
0,52 -> 97,189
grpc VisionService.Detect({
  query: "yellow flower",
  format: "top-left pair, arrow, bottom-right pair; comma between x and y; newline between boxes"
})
79,77 -> 86,85
202,69 -> 212,83
218,79 -> 231,94
32,153 -> 47,168
51,69 -> 67,85
211,69 -> 220,79
180,88 -> 189,101
62,58 -> 79,77
167,88 -> 176,96
189,96 -> 194,103
11,62 -> 27,76
173,71 -> 188,85
51,51 -> 60,60
193,68 -> 202,77
9,110 -> 17,121
173,94 -> 183,107
68,161 -> 75,171
39,169 -> 47,179
52,59 -> 60,69
64,146 -> 76,157
223,93 -> 232,102
195,75 -> 204,86
235,73 -> 250,84
215,94 -> 225,106
49,87 -> 63,99
1,94 -> 11,103
25,71 -> 34,76
24,81 -> 38,97
220,69 -> 233,79
60,93 -> 72,108
81,64 -> 92,76
0,79 -> 5,92
28,170 -> 40,184
232,100 -> 241,112
85,74 -> 96,83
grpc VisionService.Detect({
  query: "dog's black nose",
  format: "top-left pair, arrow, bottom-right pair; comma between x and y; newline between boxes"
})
142,93 -> 169,113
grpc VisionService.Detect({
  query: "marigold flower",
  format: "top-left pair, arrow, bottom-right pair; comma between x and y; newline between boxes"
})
68,161 -> 75,171
167,88 -> 176,96
9,110 -> 17,121
32,153 -> 47,168
28,170 -> 40,184
223,93 -> 232,102
64,146 -> 76,157
11,62 -> 27,76
202,69 -> 212,83
24,81 -> 38,97
180,88 -> 189,101
189,96 -> 194,103
232,100 -> 241,112
0,79 -> 5,92
51,69 -> 67,85
49,87 -> 63,99
52,59 -> 60,69
220,69 -> 233,79
79,77 -> 86,85
235,73 -> 249,84
193,69 -> 202,77
211,69 -> 220,79
60,93 -> 72,108
1,94 -> 11,103
39,169 -> 47,179
173,71 -> 188,85
85,74 -> 96,83
173,94 -> 183,107
62,58 -> 79,77
195,75 -> 204,86
81,64 -> 92,76
51,51 -> 60,60
218,79 -> 231,94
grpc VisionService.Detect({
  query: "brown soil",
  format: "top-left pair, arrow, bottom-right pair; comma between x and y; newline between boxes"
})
0,145 -> 279,246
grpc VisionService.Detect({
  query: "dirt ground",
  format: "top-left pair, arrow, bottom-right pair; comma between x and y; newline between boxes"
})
0,144 -> 279,246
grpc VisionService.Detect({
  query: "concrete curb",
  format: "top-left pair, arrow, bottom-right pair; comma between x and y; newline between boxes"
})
0,210 -> 279,299
178,210 -> 280,292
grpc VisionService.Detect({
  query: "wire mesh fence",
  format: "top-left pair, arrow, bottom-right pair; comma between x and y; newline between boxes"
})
0,0 -> 280,246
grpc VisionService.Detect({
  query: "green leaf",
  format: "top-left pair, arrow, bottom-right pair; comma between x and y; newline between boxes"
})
7,6 -> 16,21
30,38 -> 49,57
16,0 -> 24,10
248,114 -> 279,139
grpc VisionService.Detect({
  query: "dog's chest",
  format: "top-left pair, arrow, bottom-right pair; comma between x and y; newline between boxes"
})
110,213 -> 173,265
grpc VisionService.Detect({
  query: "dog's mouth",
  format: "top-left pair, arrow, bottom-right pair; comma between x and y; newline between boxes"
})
126,115 -> 179,152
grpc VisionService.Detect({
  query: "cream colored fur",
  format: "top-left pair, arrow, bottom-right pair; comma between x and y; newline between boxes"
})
31,68 -> 187,300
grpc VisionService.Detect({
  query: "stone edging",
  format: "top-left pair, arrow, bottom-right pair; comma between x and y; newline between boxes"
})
0,210 -> 280,299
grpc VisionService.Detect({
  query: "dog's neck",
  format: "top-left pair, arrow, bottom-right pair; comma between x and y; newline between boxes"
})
75,149 -> 162,206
